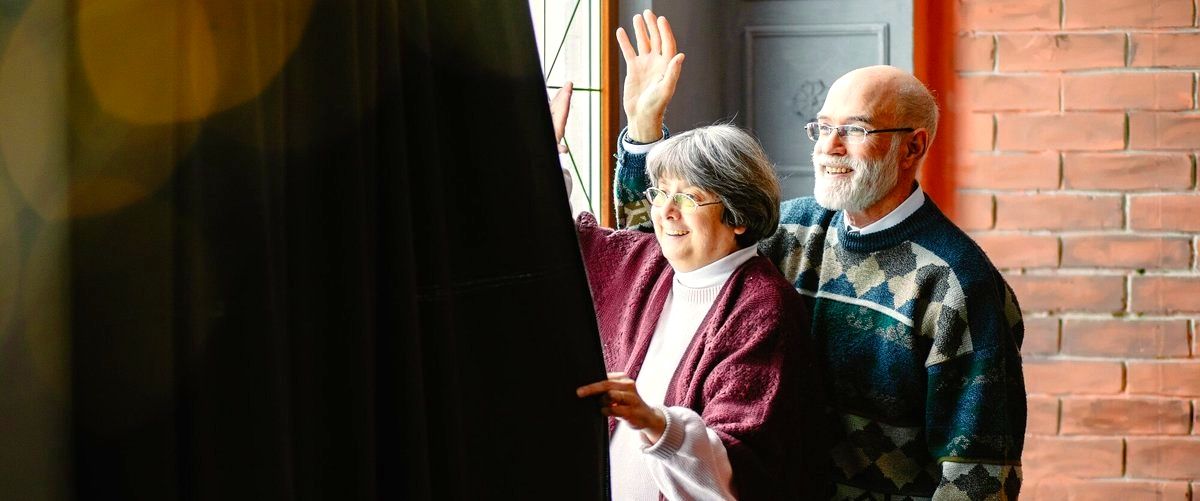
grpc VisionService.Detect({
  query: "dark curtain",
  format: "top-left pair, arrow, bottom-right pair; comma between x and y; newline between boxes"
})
0,0 -> 608,499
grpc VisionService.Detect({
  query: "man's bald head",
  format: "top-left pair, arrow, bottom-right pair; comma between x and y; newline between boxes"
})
824,65 -> 939,144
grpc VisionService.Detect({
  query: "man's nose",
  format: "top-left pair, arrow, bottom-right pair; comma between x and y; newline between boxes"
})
817,130 -> 848,155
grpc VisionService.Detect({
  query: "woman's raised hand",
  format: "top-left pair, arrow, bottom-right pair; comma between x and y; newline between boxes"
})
616,10 -> 684,143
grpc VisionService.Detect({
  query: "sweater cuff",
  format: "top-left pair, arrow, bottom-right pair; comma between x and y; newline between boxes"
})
618,126 -> 669,155
641,406 -> 686,459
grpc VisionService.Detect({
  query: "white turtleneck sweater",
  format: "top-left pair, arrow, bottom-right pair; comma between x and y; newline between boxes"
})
609,245 -> 758,501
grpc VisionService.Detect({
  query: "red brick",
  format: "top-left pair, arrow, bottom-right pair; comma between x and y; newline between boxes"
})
1026,479 -> 1191,500
1131,195 -> 1200,232
1194,399 -> 1199,435
995,193 -> 1123,231
955,34 -> 994,72
1127,438 -> 1200,479
1128,361 -> 1200,396
1022,436 -> 1124,478
1022,317 -> 1061,356
1065,0 -> 1195,28
996,113 -> 1125,152
972,233 -> 1059,269
1194,236 -> 1199,272
1007,274 -> 1126,313
1027,395 -> 1060,434
1024,360 -> 1124,394
964,113 -> 994,152
953,192 -> 994,230
1062,397 -> 1191,435
960,0 -> 1060,30
1063,153 -> 1194,191
959,153 -> 1060,190
1062,235 -> 1192,269
1063,72 -> 1194,111
960,75 -> 1059,112
1132,276 -> 1200,314
1130,112 -> 1200,150
1062,319 -> 1191,358
1132,33 -> 1200,68
997,33 -> 1126,72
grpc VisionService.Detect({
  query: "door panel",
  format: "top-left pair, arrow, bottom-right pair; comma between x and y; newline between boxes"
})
725,0 -> 913,200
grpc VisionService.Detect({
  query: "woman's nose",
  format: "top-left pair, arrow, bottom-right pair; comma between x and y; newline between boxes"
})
662,199 -> 682,219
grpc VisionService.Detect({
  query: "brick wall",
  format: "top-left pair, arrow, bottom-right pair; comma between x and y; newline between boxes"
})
946,0 -> 1200,498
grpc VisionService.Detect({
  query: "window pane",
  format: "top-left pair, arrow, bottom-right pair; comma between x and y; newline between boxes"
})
530,0 -> 601,215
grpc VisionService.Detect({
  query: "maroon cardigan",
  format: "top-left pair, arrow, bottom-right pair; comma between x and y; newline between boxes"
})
576,213 -> 825,500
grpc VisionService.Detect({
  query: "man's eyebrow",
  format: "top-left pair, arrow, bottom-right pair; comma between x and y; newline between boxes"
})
815,114 -> 874,124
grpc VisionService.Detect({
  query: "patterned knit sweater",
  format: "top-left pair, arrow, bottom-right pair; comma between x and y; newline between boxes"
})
615,136 -> 1026,500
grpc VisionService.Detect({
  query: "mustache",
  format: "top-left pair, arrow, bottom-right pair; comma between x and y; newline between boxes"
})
813,154 -> 865,170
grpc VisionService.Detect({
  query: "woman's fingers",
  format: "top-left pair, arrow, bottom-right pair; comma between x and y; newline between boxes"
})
576,380 -> 614,398
576,375 -> 631,396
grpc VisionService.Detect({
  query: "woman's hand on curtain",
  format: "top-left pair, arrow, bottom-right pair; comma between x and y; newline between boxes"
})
616,10 -> 684,144
550,81 -> 573,153
576,372 -> 667,443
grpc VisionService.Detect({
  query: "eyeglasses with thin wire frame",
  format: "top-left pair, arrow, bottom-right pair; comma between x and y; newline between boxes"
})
644,187 -> 723,212
804,122 -> 914,144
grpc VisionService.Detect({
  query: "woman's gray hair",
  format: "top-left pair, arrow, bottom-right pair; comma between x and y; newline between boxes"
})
646,124 -> 780,248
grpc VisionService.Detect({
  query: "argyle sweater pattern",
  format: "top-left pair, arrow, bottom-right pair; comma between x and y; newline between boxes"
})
615,135 -> 1026,500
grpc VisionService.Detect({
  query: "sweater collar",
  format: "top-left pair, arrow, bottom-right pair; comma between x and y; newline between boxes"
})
673,244 -> 757,293
834,184 -> 942,253
845,185 -> 926,235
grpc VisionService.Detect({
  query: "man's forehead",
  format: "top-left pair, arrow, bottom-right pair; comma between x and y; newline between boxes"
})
816,110 -> 875,125
817,86 -> 892,124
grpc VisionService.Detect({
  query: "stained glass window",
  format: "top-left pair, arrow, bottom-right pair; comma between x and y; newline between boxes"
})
529,0 -> 605,216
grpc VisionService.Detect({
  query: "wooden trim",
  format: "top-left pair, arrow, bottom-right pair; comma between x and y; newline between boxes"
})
599,0 -> 620,228
912,0 -> 958,219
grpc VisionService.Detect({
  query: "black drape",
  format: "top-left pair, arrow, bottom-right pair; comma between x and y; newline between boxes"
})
0,0 -> 608,499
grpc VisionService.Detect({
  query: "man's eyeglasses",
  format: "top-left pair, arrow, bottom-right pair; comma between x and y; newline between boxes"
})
644,187 -> 723,212
804,122 -> 914,144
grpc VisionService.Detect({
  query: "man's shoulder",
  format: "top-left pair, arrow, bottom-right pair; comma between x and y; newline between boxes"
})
911,209 -> 1001,284
897,210 -> 1016,324
779,196 -> 833,226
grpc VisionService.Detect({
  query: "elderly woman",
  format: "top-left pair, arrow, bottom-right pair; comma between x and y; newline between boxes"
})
554,84 -> 820,496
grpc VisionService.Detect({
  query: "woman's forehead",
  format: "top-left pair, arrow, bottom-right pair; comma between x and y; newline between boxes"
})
655,176 -> 702,192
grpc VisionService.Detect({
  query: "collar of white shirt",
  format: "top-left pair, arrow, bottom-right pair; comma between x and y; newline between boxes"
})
845,187 -> 926,235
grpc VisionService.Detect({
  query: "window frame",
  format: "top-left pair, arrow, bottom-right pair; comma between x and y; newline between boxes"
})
531,0 -> 620,227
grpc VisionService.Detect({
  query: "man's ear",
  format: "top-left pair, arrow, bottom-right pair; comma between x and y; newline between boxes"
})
902,129 -> 929,170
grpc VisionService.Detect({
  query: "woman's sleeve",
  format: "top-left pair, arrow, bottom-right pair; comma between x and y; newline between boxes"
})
640,406 -> 737,500
697,288 -> 819,499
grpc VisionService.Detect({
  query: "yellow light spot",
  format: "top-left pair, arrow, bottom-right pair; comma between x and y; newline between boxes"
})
77,0 -> 313,124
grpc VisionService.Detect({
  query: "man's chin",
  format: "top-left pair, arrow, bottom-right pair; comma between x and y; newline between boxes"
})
814,187 -> 851,211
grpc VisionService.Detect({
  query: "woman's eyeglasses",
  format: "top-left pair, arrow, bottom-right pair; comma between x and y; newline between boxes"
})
644,187 -> 723,212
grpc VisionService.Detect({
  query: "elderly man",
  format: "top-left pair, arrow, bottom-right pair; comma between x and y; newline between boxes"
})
612,11 -> 1026,500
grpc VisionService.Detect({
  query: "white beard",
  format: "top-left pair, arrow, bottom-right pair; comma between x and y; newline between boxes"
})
812,142 -> 899,212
